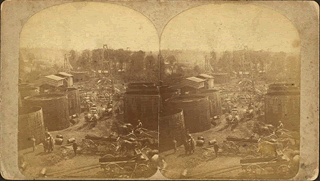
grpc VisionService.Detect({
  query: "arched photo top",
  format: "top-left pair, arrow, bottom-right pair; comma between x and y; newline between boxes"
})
20,2 -> 159,52
160,3 -> 300,53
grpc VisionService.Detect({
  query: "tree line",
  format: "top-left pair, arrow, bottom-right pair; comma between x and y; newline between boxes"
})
19,48 -> 160,83
161,49 -> 300,84
19,47 -> 300,85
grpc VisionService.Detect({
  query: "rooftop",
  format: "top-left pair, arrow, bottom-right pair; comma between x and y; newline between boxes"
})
57,72 -> 73,77
186,76 -> 206,83
45,75 -> 65,81
211,73 -> 229,76
71,71 -> 88,74
197,74 -> 214,79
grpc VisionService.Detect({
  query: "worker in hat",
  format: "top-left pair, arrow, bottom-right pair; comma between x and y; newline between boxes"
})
72,141 -> 78,156
213,141 -> 219,158
136,120 -> 142,129
173,137 -> 177,153
134,120 -> 142,134
30,135 -> 36,152
45,127 -> 51,139
277,120 -> 283,130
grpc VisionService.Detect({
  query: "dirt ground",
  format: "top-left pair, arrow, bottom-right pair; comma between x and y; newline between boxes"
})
18,78 -> 295,179
18,112 -> 117,178
158,79 -> 298,180
159,111 -> 254,179
18,79 -> 162,179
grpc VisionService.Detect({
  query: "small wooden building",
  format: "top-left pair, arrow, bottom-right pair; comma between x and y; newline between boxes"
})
36,75 -> 67,93
71,71 -> 89,82
196,74 -> 214,89
180,77 -> 205,95
211,73 -> 229,84
56,72 -> 74,87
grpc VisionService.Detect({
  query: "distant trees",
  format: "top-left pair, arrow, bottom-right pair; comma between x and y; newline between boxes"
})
69,50 -> 77,69
167,55 -> 177,65
217,51 -> 232,73
159,55 -> 166,80
145,54 -> 155,69
113,49 -> 129,71
130,50 -> 145,71
77,49 -> 91,69
91,49 -> 103,70
193,65 -> 201,74
166,55 -> 177,74
19,46 -> 299,85
209,51 -> 217,68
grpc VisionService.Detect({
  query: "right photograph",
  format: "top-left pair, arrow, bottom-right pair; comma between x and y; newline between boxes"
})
158,3 -> 300,179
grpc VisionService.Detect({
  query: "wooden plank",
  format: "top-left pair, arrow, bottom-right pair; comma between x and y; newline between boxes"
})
240,157 -> 277,164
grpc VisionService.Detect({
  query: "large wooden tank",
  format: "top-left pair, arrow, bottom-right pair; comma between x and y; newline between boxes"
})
159,108 -> 186,152
66,88 -> 81,116
124,84 -> 160,130
160,85 -> 178,101
198,89 -> 222,117
169,95 -> 211,133
18,106 -> 45,150
24,94 -> 70,131
265,83 -> 300,131
19,84 -> 39,104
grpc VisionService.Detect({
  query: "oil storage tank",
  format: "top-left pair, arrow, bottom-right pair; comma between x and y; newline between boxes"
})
169,95 -> 211,133
198,89 -> 222,117
124,83 -> 160,130
19,84 -> 39,105
265,83 -> 300,131
159,108 -> 186,152
24,94 -> 70,131
18,106 -> 45,150
160,86 -> 178,99
66,88 -> 81,116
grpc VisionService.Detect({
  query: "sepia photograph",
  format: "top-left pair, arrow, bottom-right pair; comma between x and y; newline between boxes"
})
158,4 -> 301,179
17,2 -> 160,179
0,0 -> 318,180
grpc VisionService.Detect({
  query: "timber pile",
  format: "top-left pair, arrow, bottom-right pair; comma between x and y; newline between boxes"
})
226,136 -> 258,143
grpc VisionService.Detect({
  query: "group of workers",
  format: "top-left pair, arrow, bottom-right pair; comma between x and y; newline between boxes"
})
171,131 -> 220,158
28,128 -> 51,152
28,128 -> 79,156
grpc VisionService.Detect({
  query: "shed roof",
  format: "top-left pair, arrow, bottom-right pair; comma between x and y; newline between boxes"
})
197,74 -> 214,79
45,75 -> 65,81
58,72 -> 73,77
212,73 -> 229,76
33,75 -> 65,87
186,77 -> 206,83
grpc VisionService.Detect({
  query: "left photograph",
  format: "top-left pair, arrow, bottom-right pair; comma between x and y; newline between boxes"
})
18,2 -> 160,179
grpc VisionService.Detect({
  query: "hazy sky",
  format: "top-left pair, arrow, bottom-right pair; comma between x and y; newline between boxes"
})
21,3 -> 300,53
20,2 -> 159,51
161,4 -> 300,53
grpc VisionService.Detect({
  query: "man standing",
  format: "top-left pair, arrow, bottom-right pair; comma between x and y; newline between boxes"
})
134,120 -> 142,133
31,135 -> 36,152
173,137 -> 177,153
72,141 -> 78,156
277,120 -> 284,130
136,120 -> 142,129
213,142 -> 219,158
45,127 -> 51,138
